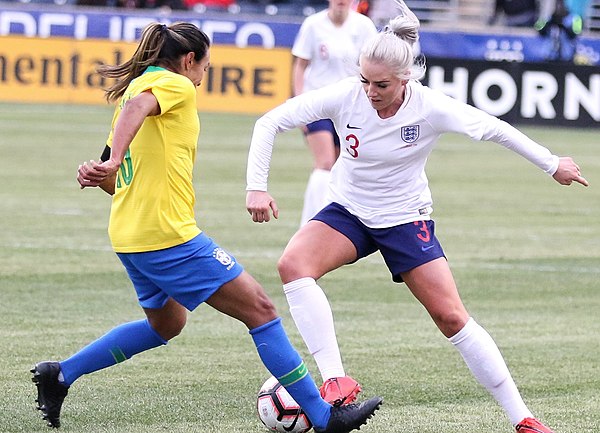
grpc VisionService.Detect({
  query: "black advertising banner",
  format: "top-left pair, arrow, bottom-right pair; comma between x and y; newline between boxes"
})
422,58 -> 600,128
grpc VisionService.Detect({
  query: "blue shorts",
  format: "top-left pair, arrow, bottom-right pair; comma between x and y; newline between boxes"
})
313,202 -> 446,283
305,119 -> 340,148
117,233 -> 244,311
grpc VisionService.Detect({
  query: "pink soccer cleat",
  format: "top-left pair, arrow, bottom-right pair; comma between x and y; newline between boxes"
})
515,417 -> 555,433
319,376 -> 362,407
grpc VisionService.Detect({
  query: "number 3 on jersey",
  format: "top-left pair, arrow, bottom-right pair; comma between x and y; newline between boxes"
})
345,134 -> 360,158
413,221 -> 431,242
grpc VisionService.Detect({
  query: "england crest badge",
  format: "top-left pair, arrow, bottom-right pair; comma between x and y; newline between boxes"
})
401,125 -> 420,143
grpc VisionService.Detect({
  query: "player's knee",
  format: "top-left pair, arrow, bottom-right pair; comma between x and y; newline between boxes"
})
244,291 -> 278,329
278,250 -> 319,283
277,252 -> 300,282
277,251 -> 294,283
259,298 -> 278,320
256,289 -> 277,316
432,310 -> 469,338
150,314 -> 187,341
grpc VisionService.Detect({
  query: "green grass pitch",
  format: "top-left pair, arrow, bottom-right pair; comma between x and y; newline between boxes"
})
0,102 -> 599,432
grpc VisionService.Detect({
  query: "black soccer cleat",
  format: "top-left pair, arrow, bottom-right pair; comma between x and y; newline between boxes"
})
31,361 -> 69,428
314,395 -> 383,433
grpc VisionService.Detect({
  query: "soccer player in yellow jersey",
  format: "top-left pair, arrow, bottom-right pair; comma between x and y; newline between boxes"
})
30,22 -> 381,432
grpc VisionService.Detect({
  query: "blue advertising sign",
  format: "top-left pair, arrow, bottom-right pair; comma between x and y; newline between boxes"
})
419,31 -> 600,66
0,5 -> 300,47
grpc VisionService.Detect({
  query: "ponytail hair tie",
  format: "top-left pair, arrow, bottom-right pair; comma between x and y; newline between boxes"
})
383,25 -> 401,37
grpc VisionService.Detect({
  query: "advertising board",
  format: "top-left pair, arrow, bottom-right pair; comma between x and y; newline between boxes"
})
0,35 -> 292,113
423,58 -> 600,127
1,4 -> 598,125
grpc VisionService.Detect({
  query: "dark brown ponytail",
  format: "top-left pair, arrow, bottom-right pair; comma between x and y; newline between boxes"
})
97,22 -> 210,102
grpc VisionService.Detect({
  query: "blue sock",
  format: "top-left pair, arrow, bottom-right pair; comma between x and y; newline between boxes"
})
250,317 -> 331,429
59,319 -> 167,386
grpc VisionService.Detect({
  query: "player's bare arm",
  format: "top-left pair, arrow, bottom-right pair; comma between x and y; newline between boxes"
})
106,91 -> 160,167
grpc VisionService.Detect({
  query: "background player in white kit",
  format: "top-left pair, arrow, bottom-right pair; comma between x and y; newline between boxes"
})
246,1 -> 588,431
292,0 -> 377,227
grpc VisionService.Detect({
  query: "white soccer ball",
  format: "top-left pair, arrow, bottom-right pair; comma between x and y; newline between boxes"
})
256,376 -> 313,433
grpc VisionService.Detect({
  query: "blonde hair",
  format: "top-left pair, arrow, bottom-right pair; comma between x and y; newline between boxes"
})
97,22 -> 210,103
360,0 -> 425,81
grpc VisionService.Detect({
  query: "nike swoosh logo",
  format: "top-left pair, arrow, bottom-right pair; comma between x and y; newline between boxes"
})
421,245 -> 435,252
346,123 -> 361,130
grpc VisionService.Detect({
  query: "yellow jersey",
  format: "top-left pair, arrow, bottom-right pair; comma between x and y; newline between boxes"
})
106,66 -> 201,253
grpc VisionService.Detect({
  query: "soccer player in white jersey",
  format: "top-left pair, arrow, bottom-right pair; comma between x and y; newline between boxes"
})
292,0 -> 377,227
246,1 -> 588,432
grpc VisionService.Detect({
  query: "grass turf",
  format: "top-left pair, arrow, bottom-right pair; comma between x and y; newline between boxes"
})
0,103 -> 598,432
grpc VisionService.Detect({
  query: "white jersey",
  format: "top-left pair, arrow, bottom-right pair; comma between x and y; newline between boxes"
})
292,10 -> 377,93
247,78 -> 559,228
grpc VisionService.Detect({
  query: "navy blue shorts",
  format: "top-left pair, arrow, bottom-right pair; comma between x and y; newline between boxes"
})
313,202 -> 446,283
117,232 -> 244,311
305,119 -> 340,148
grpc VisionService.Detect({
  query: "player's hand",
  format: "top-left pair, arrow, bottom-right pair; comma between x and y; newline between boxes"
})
78,159 -> 121,189
78,160 -> 107,189
246,190 -> 279,223
552,157 -> 589,187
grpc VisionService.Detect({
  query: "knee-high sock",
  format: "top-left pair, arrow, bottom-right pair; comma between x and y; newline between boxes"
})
300,169 -> 331,226
59,319 -> 167,386
449,317 -> 533,425
283,277 -> 345,381
250,317 -> 331,429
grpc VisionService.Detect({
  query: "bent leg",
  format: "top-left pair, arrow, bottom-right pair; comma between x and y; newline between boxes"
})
59,314 -> 169,386
58,243 -> 194,387
145,297 -> 188,340
206,272 -> 331,429
279,221 -> 357,381
400,257 -> 469,337
205,270 -> 277,330
279,220 -> 357,282
250,318 -> 331,429
449,318 -> 532,425
402,258 -> 532,425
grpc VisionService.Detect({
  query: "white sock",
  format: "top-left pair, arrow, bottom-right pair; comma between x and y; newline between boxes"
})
300,169 -> 331,226
449,318 -> 533,425
283,277 -> 345,381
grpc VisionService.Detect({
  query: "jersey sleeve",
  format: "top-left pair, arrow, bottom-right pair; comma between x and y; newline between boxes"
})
246,80 -> 350,191
150,75 -> 194,114
423,87 -> 559,175
104,75 -> 193,149
481,117 -> 559,175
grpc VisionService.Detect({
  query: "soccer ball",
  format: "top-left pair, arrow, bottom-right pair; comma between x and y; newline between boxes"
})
256,376 -> 313,433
